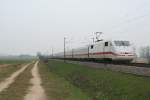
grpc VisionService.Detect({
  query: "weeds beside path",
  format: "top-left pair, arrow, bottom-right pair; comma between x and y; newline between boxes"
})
0,63 -> 33,100
0,63 -> 30,93
0,64 -> 22,82
39,61 -> 91,100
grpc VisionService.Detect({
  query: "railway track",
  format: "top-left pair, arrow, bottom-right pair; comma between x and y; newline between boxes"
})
46,58 -> 150,76
49,58 -> 150,68
120,63 -> 150,68
96,62 -> 150,68
72,59 -> 150,68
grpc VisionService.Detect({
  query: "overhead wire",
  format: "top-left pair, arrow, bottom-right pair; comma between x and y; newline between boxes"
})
106,3 -> 150,33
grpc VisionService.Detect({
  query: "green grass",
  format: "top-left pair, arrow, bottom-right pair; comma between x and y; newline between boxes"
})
0,59 -> 34,64
45,60 -> 150,100
39,61 -> 91,100
0,63 -> 33,100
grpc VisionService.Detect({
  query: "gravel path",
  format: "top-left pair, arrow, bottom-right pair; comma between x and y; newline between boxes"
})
65,60 -> 150,76
0,63 -> 30,93
24,61 -> 47,100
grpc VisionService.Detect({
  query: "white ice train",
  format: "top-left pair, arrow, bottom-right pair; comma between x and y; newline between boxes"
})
54,40 -> 136,62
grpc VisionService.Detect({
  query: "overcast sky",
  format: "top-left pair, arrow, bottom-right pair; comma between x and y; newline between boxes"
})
0,0 -> 150,55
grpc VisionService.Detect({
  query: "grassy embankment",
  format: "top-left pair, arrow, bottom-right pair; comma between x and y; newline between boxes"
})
0,63 -> 34,100
43,60 -> 150,100
39,61 -> 91,100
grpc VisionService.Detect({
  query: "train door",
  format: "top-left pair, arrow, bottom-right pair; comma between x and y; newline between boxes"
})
89,44 -> 94,58
103,41 -> 111,59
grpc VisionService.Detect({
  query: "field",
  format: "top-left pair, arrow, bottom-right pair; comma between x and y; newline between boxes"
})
0,59 -> 34,100
0,64 -> 21,82
0,64 -> 33,100
42,60 -> 150,100
0,59 -> 149,100
0,59 -> 33,64
0,59 -> 32,82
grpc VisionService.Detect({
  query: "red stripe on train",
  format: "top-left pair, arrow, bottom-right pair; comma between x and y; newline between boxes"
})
66,52 -> 118,56
90,52 -> 117,56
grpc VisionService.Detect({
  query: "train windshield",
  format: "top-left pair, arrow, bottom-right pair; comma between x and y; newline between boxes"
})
114,41 -> 130,46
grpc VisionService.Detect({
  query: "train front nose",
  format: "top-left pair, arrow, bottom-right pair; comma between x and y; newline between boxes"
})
114,52 -> 135,61
113,45 -> 136,61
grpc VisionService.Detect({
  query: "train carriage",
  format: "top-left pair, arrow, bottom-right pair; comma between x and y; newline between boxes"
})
54,39 -> 136,62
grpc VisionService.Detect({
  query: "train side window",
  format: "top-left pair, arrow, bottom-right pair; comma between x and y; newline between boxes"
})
91,45 -> 94,49
105,42 -> 108,46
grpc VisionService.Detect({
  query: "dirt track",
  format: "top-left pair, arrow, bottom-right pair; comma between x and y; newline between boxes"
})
0,63 -> 30,92
24,61 -> 47,100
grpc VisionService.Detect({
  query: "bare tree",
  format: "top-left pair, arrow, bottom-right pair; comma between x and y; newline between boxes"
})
139,46 -> 150,63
